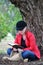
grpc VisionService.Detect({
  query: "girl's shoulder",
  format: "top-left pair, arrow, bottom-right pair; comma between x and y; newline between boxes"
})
26,30 -> 35,38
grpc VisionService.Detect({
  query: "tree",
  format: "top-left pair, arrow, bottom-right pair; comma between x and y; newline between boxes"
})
9,0 -> 43,48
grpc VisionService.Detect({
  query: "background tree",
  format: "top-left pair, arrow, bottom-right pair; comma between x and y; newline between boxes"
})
9,0 -> 43,48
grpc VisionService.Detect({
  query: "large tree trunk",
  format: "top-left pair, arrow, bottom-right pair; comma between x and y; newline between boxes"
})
9,0 -> 43,48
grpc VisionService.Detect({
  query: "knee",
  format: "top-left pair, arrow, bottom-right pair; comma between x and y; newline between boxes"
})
21,50 -> 31,59
7,48 -> 12,56
21,52 -> 27,59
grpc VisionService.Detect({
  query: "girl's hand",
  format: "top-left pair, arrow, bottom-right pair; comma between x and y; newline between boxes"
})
18,48 -> 23,52
13,48 -> 18,52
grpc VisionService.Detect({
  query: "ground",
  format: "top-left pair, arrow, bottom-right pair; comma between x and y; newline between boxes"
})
0,54 -> 43,65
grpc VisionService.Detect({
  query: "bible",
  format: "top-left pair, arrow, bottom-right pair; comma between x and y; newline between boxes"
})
8,43 -> 23,49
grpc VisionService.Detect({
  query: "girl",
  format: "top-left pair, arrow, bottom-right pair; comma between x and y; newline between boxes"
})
7,21 -> 41,61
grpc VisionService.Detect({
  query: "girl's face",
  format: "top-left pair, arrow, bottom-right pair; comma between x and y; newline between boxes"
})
18,27 -> 27,35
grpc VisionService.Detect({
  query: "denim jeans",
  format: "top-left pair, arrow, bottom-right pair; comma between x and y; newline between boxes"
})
21,50 -> 38,61
7,48 -> 38,61
7,48 -> 13,56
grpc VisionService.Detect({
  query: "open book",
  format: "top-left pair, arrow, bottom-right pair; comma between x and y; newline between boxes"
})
8,43 -> 23,49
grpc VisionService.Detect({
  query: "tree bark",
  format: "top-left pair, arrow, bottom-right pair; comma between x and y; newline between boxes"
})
9,0 -> 43,47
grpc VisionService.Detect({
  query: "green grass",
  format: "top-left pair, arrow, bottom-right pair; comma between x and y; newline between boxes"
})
0,0 -> 22,40
0,0 -> 22,53
0,50 -> 6,54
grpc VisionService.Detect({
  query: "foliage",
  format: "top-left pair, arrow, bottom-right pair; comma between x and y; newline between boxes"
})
0,0 -> 22,41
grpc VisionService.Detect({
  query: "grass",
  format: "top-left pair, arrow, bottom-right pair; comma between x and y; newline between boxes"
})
0,0 -> 22,40
0,50 -> 6,54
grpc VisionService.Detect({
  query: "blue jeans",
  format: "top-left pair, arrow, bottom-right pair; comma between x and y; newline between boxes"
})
7,48 -> 38,61
7,48 -> 13,56
21,50 -> 38,61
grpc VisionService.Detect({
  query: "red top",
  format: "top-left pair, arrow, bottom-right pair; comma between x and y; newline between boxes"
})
14,31 -> 40,59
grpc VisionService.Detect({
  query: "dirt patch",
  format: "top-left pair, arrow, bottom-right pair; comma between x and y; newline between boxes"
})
0,54 -> 43,65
